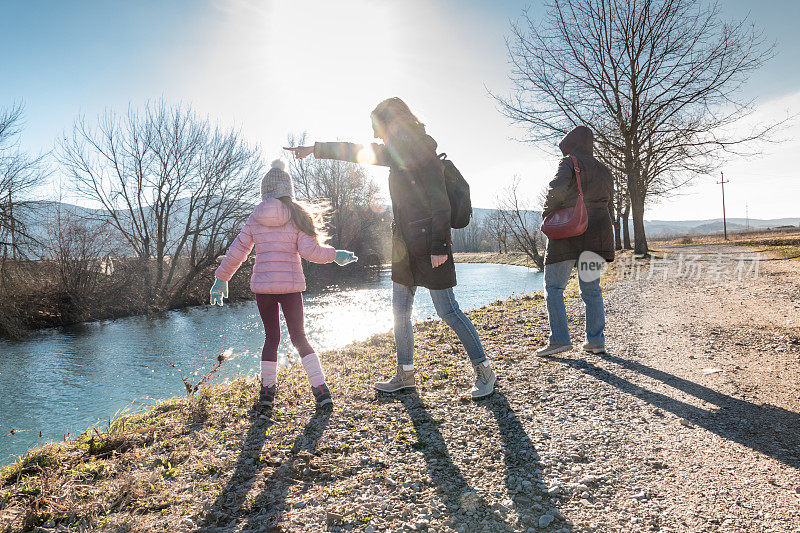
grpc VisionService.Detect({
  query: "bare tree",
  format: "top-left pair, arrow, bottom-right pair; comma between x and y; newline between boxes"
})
59,100 -> 263,307
0,103 -> 48,337
284,135 -> 389,262
0,103 -> 48,265
43,201 -> 117,322
496,177 -> 544,269
452,219 -> 488,252
616,175 -> 632,250
286,132 -> 316,200
484,210 -> 508,253
313,159 -> 383,252
594,142 -> 631,250
495,0 -> 778,254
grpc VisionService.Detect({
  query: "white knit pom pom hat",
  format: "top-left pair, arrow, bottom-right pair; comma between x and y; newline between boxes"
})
261,159 -> 294,201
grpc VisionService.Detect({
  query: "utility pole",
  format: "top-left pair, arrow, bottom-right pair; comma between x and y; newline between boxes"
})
717,172 -> 729,240
745,203 -> 749,232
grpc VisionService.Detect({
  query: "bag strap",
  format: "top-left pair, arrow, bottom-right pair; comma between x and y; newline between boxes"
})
569,154 -> 584,197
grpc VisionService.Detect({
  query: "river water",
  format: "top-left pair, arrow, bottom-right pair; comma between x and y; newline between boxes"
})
0,263 -> 542,464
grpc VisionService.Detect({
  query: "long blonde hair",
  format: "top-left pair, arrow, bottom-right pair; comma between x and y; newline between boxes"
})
371,98 -> 439,169
370,97 -> 427,141
279,197 -> 330,243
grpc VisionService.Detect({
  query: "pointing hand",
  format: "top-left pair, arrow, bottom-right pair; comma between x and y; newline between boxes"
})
283,146 -> 315,159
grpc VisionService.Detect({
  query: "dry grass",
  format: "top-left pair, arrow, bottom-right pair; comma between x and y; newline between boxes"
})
0,381 -> 253,531
653,229 -> 800,260
0,263 -> 626,531
453,252 -> 540,269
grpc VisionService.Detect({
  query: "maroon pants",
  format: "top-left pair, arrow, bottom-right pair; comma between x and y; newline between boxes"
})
255,292 -> 315,362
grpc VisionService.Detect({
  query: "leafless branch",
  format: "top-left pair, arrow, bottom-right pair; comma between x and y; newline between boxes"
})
492,0 -> 780,254
58,99 -> 263,307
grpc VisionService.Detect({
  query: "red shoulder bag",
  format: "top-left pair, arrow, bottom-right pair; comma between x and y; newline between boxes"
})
541,154 -> 588,239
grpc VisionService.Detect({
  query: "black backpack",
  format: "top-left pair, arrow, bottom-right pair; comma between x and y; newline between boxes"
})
438,153 -> 472,229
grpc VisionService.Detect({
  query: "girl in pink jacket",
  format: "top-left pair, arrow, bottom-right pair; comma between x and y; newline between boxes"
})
210,159 -> 357,409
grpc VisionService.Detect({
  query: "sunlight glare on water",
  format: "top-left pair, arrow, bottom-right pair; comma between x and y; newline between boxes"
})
0,263 -> 542,464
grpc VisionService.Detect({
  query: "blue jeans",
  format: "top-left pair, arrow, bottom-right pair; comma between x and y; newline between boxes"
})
544,260 -> 606,347
393,282 -> 486,366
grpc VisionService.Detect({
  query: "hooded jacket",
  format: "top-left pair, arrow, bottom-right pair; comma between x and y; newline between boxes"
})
214,198 -> 336,294
542,126 -> 615,265
314,135 -> 456,290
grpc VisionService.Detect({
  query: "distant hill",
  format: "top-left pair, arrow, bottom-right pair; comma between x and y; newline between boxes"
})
643,217 -> 800,237
13,201 -> 799,255
470,207 -> 797,237
13,200 -> 110,252
14,199 -> 254,257
469,207 -> 541,224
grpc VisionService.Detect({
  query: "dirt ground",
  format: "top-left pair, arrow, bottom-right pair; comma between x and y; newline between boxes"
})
580,244 -> 800,531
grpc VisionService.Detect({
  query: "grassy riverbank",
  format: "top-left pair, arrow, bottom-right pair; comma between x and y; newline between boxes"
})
453,252 -> 540,269
0,287 -> 571,531
0,253 -> 619,531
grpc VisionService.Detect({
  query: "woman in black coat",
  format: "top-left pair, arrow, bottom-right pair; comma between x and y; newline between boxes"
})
536,125 -> 614,357
285,97 -> 495,399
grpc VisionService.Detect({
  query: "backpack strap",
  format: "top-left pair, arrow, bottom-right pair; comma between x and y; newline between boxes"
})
569,154 -> 584,197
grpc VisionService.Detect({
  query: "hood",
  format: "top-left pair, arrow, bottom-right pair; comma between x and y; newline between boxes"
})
423,134 -> 438,153
386,133 -> 440,169
249,198 -> 291,227
559,126 -> 593,156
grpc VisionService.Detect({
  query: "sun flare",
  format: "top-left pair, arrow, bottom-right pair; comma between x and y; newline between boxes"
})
356,144 -> 377,165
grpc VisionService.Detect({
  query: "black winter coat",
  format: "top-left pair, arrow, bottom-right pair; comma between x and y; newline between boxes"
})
542,126 -> 615,265
314,136 -> 456,289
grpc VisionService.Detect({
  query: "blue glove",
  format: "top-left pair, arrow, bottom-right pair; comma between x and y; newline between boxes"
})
209,279 -> 228,306
334,250 -> 358,266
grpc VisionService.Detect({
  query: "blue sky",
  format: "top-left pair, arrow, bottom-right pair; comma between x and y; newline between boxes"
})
2,0 -> 798,220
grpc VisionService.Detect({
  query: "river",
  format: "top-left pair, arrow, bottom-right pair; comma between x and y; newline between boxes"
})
0,263 -> 543,465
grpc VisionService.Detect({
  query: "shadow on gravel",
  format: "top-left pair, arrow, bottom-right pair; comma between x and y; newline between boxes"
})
200,404 -> 332,531
480,389 -> 566,530
380,390 -> 516,532
553,353 -> 800,470
199,405 -> 269,529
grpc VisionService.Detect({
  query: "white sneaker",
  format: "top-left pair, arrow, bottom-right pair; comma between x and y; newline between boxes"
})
471,361 -> 496,399
582,342 -> 606,354
535,344 -> 573,357
374,365 -> 416,393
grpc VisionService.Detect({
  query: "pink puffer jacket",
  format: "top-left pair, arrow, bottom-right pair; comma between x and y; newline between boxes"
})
214,198 -> 336,294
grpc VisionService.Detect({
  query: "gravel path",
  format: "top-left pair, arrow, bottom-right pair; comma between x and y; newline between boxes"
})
570,244 -> 800,532
194,245 -> 799,533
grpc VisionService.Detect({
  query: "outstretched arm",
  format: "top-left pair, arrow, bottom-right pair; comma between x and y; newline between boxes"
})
285,143 -> 390,167
297,231 -> 337,264
215,224 -> 255,281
